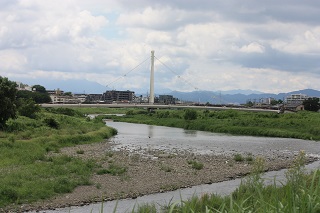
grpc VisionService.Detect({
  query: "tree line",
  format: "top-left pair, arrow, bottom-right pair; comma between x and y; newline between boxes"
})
0,76 -> 51,129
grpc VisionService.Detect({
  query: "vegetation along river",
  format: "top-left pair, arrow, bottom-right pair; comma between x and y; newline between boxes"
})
30,121 -> 320,213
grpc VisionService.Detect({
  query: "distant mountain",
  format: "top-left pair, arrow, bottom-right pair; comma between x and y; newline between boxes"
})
11,76 -> 320,103
169,89 -> 320,104
219,89 -> 264,95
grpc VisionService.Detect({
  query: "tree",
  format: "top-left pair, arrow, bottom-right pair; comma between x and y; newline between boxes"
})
32,84 -> 47,93
184,109 -> 197,120
270,100 -> 278,105
246,101 -> 254,107
303,97 -> 320,112
63,92 -> 72,96
17,90 -> 51,104
0,77 -> 17,129
16,98 -> 41,118
270,99 -> 283,105
277,99 -> 283,104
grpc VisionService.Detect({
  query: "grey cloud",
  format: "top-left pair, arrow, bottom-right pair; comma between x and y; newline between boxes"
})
233,46 -> 320,73
116,0 -> 320,25
0,0 -> 18,10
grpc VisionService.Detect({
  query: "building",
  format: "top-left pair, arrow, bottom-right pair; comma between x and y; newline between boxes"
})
16,82 -> 32,91
85,94 -> 103,103
73,94 -> 88,103
50,94 -> 79,104
102,90 -> 135,103
260,97 -> 275,105
47,89 -> 64,96
158,95 -> 176,104
285,94 -> 308,105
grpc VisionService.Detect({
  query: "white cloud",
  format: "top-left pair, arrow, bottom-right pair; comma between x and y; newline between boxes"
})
1,0 -> 320,93
0,50 -> 28,72
271,27 -> 320,55
239,42 -> 265,53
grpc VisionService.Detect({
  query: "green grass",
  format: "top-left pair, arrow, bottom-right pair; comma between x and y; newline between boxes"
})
187,160 -> 204,170
233,153 -> 244,162
132,152 -> 320,213
0,108 -> 117,209
112,109 -> 320,141
97,163 -> 127,176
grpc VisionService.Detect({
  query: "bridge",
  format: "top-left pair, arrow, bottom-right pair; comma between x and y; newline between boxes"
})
41,103 -> 279,113
43,50 -> 280,113
106,50 -> 200,105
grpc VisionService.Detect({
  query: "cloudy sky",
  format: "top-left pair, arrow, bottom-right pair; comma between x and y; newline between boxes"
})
1,0 -> 320,94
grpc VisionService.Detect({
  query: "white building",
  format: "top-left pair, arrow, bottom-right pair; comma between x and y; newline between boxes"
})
285,94 -> 308,105
16,82 -> 32,91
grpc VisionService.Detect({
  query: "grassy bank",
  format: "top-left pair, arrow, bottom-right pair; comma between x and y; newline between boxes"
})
133,153 -> 320,213
0,108 -> 116,208
103,108 -> 320,141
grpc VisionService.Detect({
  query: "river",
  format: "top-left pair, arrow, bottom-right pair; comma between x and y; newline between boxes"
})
35,121 -> 320,213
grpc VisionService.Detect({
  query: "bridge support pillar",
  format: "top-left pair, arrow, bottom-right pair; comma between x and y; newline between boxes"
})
149,50 -> 155,104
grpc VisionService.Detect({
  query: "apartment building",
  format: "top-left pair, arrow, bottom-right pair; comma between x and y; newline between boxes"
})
102,90 -> 135,103
285,94 -> 308,105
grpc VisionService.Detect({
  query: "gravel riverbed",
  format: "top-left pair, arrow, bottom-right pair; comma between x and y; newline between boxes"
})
5,140 -> 316,213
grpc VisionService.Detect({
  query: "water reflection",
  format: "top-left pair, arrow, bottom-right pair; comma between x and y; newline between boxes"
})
148,125 -> 154,138
33,122 -> 320,213
183,129 -> 197,137
106,121 -> 320,158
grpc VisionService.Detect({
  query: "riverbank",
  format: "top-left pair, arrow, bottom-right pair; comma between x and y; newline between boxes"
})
0,109 -> 117,212
2,108 -> 319,212
111,109 -> 320,141
12,140 -> 317,213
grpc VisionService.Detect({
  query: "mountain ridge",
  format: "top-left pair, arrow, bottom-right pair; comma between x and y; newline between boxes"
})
169,89 -> 320,104
12,78 -> 320,104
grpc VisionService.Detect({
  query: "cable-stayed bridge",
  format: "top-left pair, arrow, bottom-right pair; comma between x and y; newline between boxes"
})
42,50 -> 278,112
106,50 -> 202,104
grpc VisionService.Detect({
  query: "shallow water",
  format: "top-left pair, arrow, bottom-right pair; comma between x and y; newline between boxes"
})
34,122 -> 320,213
107,121 -> 320,158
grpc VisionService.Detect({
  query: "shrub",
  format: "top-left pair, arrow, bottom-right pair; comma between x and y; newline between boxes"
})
97,163 -> 127,176
184,109 -> 198,120
16,98 -> 41,118
234,153 -> 244,162
46,107 -> 83,117
76,150 -> 84,154
188,160 -> 204,170
44,118 -> 60,129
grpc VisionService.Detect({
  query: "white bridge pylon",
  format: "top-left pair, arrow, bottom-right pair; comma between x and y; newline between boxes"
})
149,50 -> 155,104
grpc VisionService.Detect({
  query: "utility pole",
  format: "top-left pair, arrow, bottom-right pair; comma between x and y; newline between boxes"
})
149,50 -> 155,104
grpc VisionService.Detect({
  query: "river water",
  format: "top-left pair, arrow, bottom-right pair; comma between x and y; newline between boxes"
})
37,121 -> 320,213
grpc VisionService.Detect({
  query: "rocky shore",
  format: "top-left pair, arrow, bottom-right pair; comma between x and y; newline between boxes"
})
5,140 -> 317,213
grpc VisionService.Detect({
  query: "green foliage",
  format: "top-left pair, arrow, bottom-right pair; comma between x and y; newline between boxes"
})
184,109 -> 197,120
233,153 -> 244,162
44,117 -> 60,129
63,92 -> 72,96
0,109 -> 117,208
16,90 -> 51,104
187,160 -> 204,170
97,163 -> 127,176
45,107 -> 83,117
32,84 -> 47,93
115,109 -> 320,141
76,150 -> 84,154
233,153 -> 254,163
303,97 -> 320,112
16,98 -> 40,118
0,76 -> 17,129
135,153 -> 320,213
